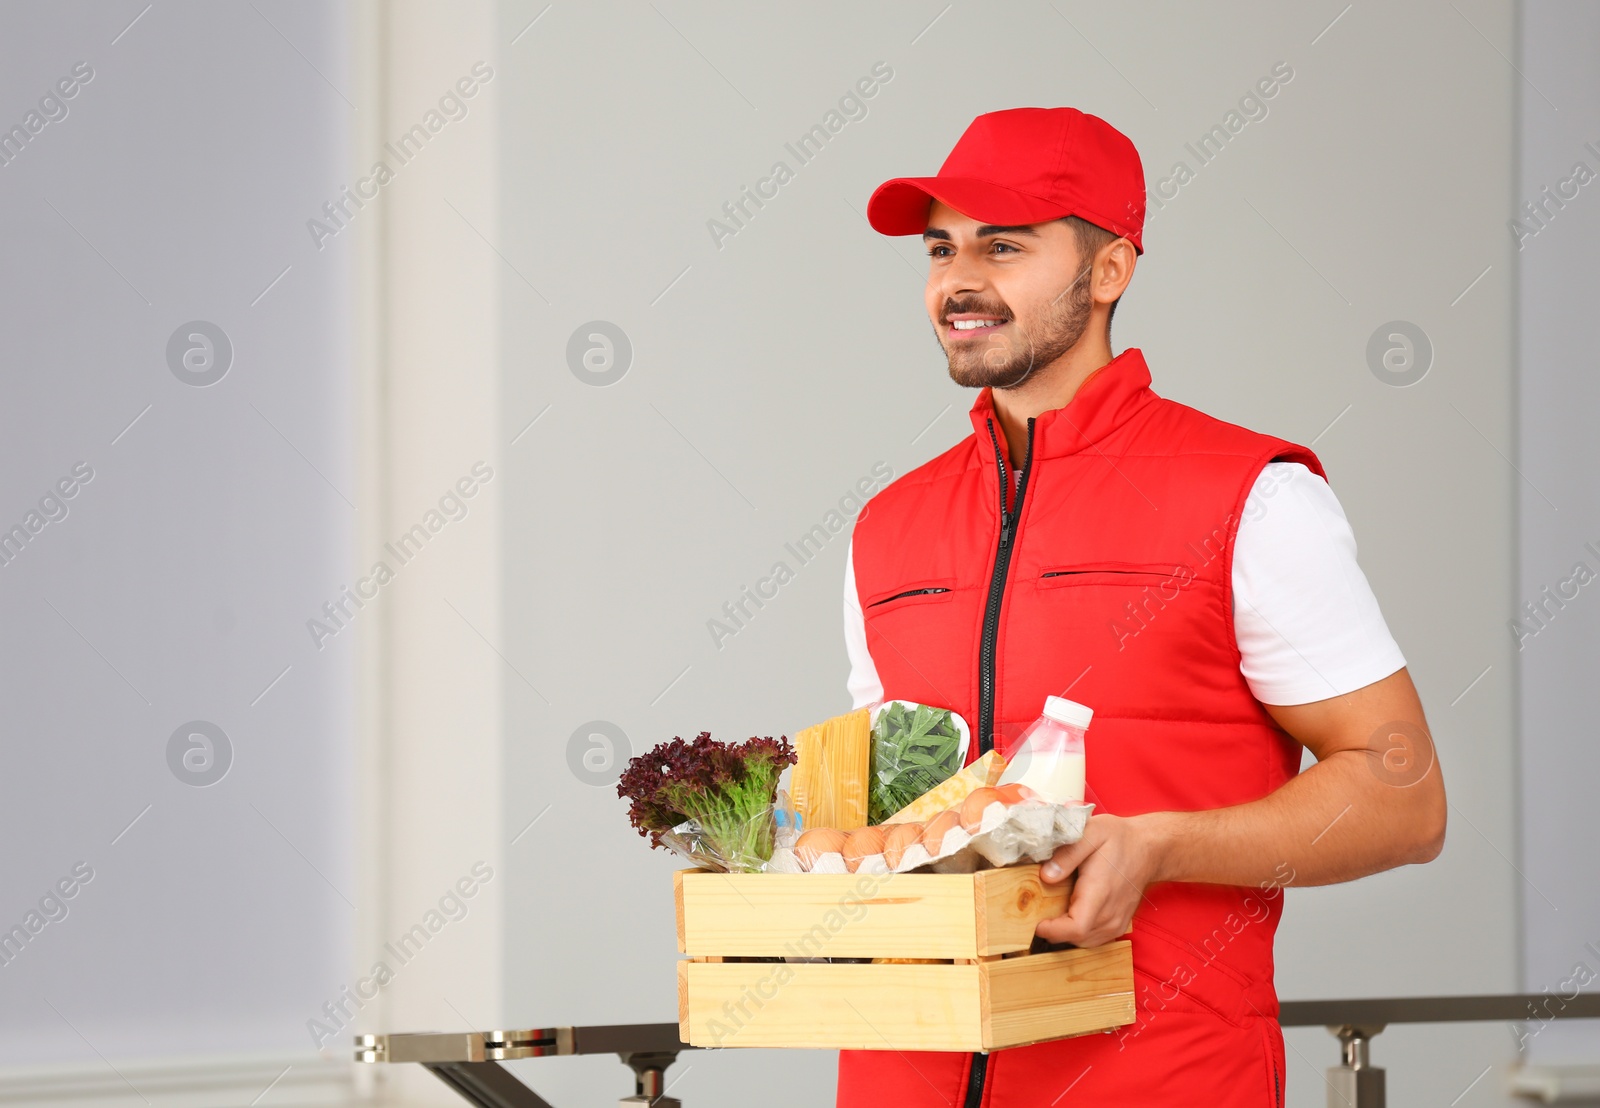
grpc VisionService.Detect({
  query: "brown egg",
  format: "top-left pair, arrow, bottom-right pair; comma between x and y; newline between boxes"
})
921,809 -> 961,857
992,782 -> 1037,806
882,822 -> 924,869
842,826 -> 886,873
960,787 -> 1002,833
795,828 -> 846,870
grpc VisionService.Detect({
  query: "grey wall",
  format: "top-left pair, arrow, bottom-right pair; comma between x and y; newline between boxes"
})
0,0 -> 354,1063
495,2 -> 1526,1106
1516,0 -> 1600,1070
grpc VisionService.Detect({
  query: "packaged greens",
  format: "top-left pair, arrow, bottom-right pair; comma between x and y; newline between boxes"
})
866,701 -> 971,825
617,732 -> 796,872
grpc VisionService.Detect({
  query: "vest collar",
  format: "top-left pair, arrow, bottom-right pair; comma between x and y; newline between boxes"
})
967,347 -> 1157,464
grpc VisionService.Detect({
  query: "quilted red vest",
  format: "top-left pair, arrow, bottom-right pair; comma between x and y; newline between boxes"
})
839,348 -> 1323,1108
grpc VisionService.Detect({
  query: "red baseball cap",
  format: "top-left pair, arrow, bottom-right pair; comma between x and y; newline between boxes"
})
866,106 -> 1145,254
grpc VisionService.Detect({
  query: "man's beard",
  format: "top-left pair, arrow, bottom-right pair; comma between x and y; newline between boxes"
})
940,270 -> 1092,390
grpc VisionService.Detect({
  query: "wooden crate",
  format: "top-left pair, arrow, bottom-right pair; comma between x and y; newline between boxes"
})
675,865 -> 1135,1051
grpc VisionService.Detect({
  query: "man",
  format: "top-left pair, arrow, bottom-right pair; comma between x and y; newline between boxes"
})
838,107 -> 1446,1107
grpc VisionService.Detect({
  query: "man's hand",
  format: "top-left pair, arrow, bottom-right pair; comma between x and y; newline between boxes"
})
1035,813 -> 1164,947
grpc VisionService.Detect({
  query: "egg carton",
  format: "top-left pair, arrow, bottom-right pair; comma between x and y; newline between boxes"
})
764,799 -> 1093,875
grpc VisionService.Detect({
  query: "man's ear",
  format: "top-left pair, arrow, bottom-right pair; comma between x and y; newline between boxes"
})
1095,239 -> 1137,306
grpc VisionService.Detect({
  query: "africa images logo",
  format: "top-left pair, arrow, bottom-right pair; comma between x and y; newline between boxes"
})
707,461 -> 893,649
306,462 -> 493,649
0,62 -> 94,169
706,62 -> 894,250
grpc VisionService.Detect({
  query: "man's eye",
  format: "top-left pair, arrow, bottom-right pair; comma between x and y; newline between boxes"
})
926,242 -> 1018,257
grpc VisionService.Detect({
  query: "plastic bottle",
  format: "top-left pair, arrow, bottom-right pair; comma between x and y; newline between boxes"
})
996,696 -> 1091,804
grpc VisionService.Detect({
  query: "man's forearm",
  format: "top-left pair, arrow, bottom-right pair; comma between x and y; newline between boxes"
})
1141,748 -> 1445,889
1035,673 -> 1447,946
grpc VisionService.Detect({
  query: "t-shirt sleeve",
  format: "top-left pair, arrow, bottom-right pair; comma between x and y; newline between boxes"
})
1231,462 -> 1407,705
843,535 -> 884,710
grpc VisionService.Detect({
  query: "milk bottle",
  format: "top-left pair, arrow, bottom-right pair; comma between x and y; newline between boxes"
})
996,696 -> 1090,803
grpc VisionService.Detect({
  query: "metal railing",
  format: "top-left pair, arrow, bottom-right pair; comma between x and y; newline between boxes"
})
1279,994 -> 1600,1107
355,1024 -> 696,1108
355,994 -> 1600,1108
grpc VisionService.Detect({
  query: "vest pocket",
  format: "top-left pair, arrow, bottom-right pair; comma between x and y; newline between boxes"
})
869,587 -> 950,606
1131,915 -> 1259,1027
864,583 -> 957,611
1037,562 -> 1194,589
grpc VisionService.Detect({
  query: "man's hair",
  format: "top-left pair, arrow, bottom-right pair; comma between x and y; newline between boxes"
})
1059,215 -> 1124,332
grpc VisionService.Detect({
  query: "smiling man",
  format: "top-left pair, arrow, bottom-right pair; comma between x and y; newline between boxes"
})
838,107 -> 1447,1107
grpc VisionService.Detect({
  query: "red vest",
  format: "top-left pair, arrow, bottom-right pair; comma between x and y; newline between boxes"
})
839,348 -> 1322,1107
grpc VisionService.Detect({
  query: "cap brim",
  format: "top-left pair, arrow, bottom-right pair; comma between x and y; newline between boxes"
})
866,175 -> 1143,254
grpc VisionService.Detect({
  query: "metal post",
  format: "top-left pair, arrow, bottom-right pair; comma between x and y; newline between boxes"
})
618,1049 -> 683,1107
1326,1024 -> 1386,1108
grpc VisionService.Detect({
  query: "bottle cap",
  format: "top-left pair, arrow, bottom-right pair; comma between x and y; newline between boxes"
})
1042,696 -> 1093,730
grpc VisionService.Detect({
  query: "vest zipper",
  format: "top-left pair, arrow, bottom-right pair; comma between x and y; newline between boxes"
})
964,415 -> 1035,1108
964,1053 -> 988,1108
976,416 -> 1035,757
867,587 -> 951,607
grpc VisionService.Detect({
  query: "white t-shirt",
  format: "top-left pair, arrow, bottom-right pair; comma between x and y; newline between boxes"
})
844,461 -> 1406,709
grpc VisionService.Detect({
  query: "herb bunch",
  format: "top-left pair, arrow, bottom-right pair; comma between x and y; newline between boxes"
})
617,732 -> 795,872
868,702 -> 964,824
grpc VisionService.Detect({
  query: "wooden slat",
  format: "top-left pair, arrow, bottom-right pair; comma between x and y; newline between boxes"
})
677,870 -> 982,958
981,941 -> 1136,1049
678,945 -> 1136,1051
677,864 -> 1069,958
973,867 -> 1070,956
672,869 -> 686,955
676,958 -> 690,1043
681,960 -> 984,1051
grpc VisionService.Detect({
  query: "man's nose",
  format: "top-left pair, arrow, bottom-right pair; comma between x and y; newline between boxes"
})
930,249 -> 988,299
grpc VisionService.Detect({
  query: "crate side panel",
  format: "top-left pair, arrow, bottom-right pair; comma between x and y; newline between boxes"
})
678,871 -> 980,958
681,961 -> 983,1050
980,942 -> 1137,1050
973,866 -> 1069,955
